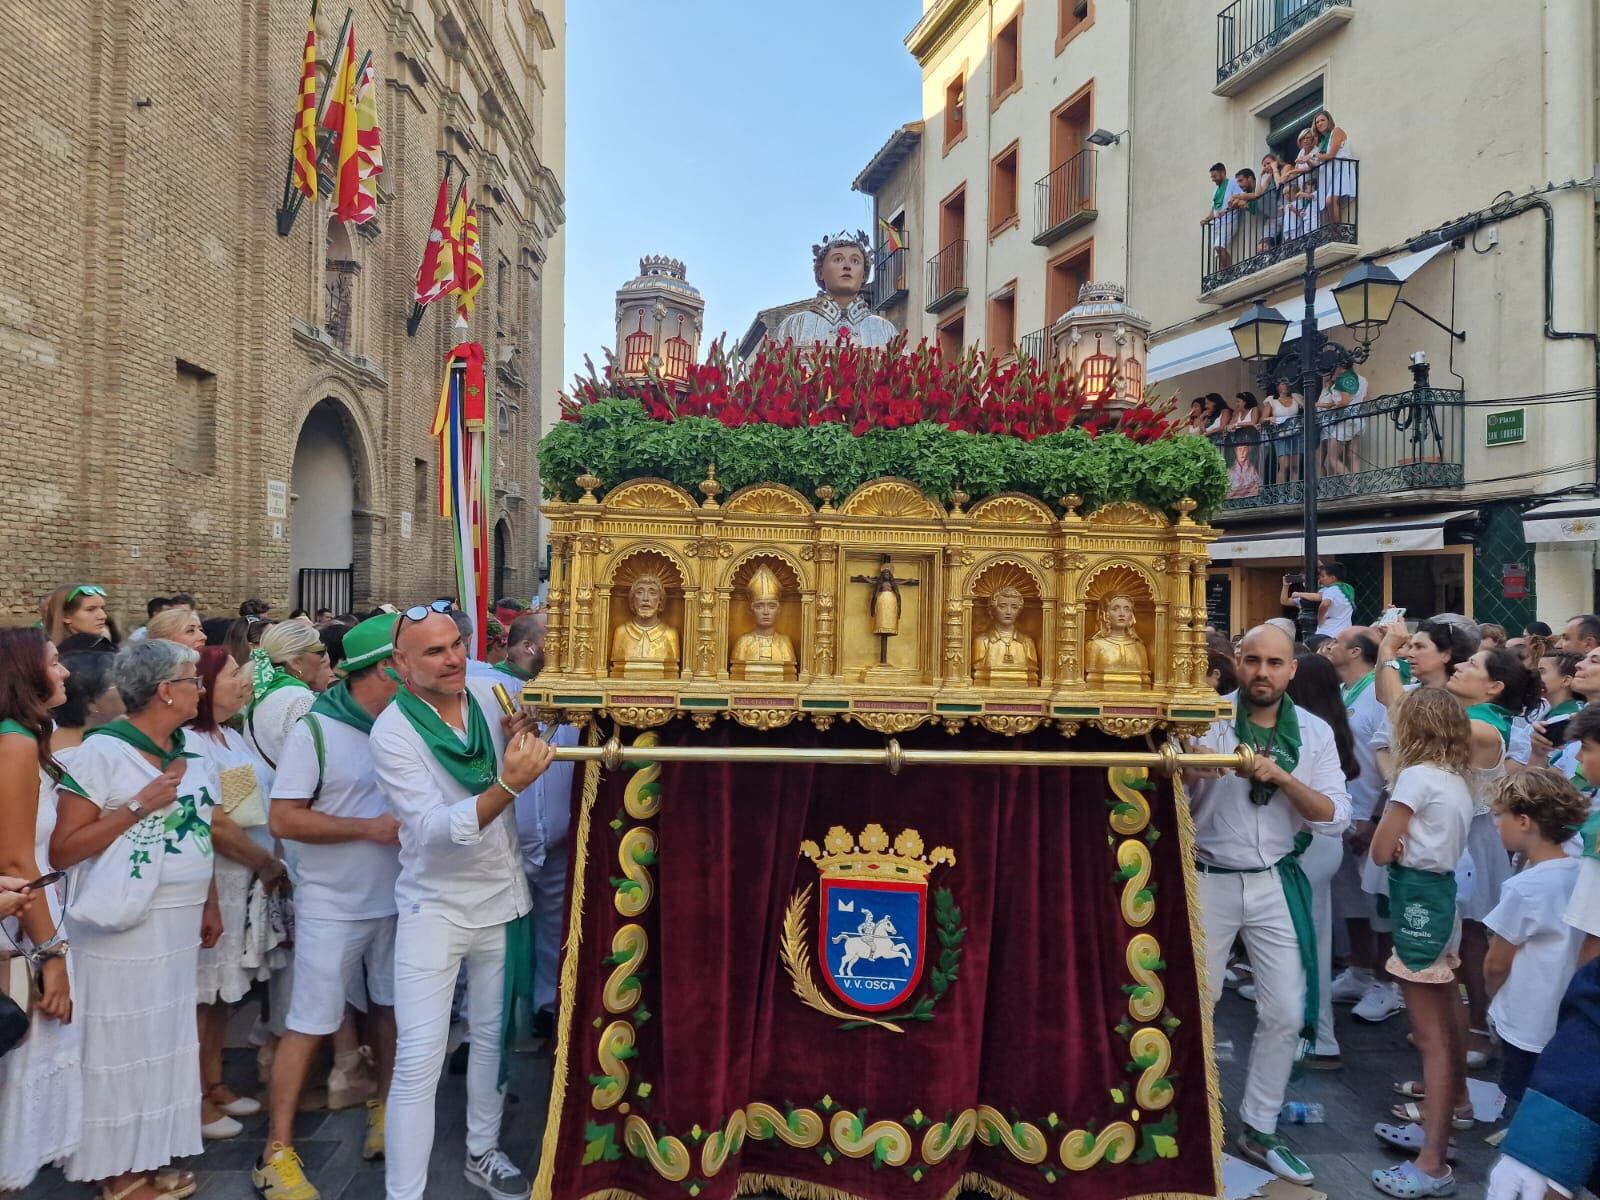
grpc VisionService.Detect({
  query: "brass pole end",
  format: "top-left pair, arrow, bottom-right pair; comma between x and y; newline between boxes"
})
1234,742 -> 1256,775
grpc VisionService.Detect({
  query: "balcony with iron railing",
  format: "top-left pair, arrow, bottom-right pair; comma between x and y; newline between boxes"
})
926,240 -> 968,314
1200,159 -> 1357,299
1215,0 -> 1353,95
1018,327 -> 1049,367
872,247 -> 909,311
1033,148 -> 1097,246
1209,387 -> 1463,511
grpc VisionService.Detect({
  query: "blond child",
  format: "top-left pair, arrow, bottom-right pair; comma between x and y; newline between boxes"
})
1485,769 -> 1590,1107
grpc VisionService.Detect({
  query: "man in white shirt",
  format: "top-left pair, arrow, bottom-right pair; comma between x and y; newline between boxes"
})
1203,162 -> 1244,271
1187,624 -> 1351,1186
369,603 -> 554,1200
255,613 -> 405,1200
1280,560 -> 1354,637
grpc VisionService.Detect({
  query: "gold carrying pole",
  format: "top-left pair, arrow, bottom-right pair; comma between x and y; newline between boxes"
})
552,737 -> 1256,777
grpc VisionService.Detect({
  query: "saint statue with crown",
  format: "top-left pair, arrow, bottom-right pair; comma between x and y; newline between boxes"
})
773,230 -> 897,349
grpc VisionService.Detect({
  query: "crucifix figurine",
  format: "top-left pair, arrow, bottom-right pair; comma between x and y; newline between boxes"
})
849,554 -> 920,665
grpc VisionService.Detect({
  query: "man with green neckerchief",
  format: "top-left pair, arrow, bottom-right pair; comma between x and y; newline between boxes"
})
1186,625 -> 1351,1187
368,604 -> 555,1200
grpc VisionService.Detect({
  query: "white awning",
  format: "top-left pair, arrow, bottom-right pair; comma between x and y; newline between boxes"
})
1522,498 -> 1600,543
1148,243 -> 1451,384
1208,508 -> 1476,561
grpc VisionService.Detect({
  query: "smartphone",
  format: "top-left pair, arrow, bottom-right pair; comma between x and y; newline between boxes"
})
21,870 -> 64,892
1378,605 -> 1407,628
1543,714 -> 1574,744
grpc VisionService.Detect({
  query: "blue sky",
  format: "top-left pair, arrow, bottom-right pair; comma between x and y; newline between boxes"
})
561,1 -> 922,386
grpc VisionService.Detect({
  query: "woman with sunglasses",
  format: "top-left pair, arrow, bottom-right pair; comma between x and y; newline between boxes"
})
0,629 -> 83,1193
243,618 -> 335,773
50,640 -> 222,1200
41,583 -> 120,653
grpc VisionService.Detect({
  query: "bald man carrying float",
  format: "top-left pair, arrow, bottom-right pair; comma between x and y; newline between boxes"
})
1186,624 -> 1351,1187
368,601 -> 555,1200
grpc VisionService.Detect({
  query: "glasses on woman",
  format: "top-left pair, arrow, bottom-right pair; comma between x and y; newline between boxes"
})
166,675 -> 206,692
66,584 -> 107,602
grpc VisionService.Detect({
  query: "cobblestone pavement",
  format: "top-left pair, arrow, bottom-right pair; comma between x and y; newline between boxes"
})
18,992 -> 1506,1199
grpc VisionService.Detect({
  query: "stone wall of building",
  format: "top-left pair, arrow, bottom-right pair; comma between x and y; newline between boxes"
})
0,0 -> 564,628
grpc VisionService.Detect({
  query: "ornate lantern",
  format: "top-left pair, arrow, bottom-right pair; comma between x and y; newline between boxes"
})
614,256 -> 705,387
1050,282 -> 1151,414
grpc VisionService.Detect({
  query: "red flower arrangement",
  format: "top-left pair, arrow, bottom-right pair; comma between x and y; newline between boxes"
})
562,333 -> 1176,445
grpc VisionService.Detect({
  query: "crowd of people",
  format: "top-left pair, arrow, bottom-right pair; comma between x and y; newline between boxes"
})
0,588 -> 564,1200
1195,584 -> 1600,1196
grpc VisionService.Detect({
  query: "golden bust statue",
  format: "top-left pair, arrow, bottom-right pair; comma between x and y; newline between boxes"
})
1085,594 -> 1151,690
971,585 -> 1039,686
610,572 -> 680,679
730,565 -> 797,681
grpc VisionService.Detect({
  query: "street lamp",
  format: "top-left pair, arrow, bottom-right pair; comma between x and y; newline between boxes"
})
1230,258 -> 1402,641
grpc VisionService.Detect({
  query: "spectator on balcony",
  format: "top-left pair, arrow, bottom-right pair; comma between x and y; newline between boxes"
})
1317,366 -> 1365,477
1236,157 -> 1284,253
1281,128 -> 1321,240
1203,392 -> 1233,436
1231,390 -> 1262,432
1182,398 -> 1208,435
1203,162 -> 1244,272
1267,379 -> 1302,484
1311,109 -> 1355,228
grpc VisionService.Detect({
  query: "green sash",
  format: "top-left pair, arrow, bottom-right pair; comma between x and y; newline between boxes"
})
393,686 -> 497,794
309,681 -> 375,735
1330,581 -> 1356,608
1579,810 -> 1600,862
1235,697 -> 1301,807
85,718 -> 198,770
501,911 -> 536,1087
1341,671 -> 1375,707
1387,864 -> 1458,971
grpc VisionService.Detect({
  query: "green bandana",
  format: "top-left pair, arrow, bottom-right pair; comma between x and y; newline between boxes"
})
1341,670 -> 1375,707
309,681 -> 376,735
1467,702 -> 1514,746
1212,181 -> 1228,210
1235,697 -> 1302,807
1548,699 -> 1584,720
85,718 -> 197,769
1330,581 -> 1356,608
1387,864 -> 1459,971
394,686 -> 497,793
249,650 -> 311,713
495,660 -> 532,683
1580,810 -> 1600,862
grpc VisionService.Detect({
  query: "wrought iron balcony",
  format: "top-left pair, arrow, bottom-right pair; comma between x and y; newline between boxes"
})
926,240 -> 968,314
1018,327 -> 1049,367
1208,386 -> 1463,511
1216,0 -> 1353,94
872,247 -> 908,311
1032,148 -> 1097,246
1200,159 -> 1357,294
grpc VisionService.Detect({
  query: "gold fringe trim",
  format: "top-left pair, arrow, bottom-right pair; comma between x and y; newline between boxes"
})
735,1171 -> 1220,1200
1169,765 -> 1225,1200
573,1191 -> 651,1200
532,724 -> 605,1200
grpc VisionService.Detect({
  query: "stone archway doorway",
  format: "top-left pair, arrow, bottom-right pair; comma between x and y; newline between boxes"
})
493,518 -> 512,603
290,398 -> 360,615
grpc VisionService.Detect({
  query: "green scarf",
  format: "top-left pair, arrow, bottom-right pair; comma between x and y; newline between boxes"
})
85,718 -> 197,769
1318,131 -> 1332,153
310,681 -> 376,735
501,911 -> 537,1087
0,718 -> 84,794
1467,702 -> 1514,746
1387,864 -> 1459,971
1212,181 -> 1227,210
1330,581 -> 1356,608
1278,833 -> 1319,1041
393,686 -> 497,793
1341,670 -> 1375,707
495,660 -> 532,683
1580,810 -> 1600,862
248,649 -> 310,712
1235,697 -> 1302,807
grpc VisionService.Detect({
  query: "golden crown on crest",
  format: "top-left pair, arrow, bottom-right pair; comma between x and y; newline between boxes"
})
799,823 -> 956,883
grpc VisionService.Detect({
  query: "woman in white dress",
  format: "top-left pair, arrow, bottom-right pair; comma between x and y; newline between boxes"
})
0,629 -> 83,1194
51,640 -> 222,1200
1311,109 -> 1356,228
1267,378 -> 1302,484
188,646 -> 290,1140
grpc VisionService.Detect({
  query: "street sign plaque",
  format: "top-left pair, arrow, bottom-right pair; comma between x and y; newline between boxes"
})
1486,409 -> 1525,446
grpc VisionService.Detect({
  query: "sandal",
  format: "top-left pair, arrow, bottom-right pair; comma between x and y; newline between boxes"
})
1389,1101 -> 1475,1130
98,1179 -> 178,1200
1371,1161 -> 1456,1197
1373,1122 -> 1459,1161
152,1168 -> 198,1199
1393,1080 -> 1426,1099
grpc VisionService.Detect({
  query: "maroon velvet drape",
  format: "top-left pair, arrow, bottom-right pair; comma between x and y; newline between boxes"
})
538,720 -> 1218,1200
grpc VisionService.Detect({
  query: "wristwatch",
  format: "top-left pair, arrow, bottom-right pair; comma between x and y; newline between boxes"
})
126,798 -> 146,818
1381,659 -> 1403,672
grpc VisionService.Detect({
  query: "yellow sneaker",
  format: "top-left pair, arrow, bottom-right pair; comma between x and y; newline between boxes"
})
251,1142 -> 321,1200
363,1099 -> 386,1161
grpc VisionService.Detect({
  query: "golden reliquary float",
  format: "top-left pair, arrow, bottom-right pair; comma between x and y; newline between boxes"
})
523,470 -> 1229,739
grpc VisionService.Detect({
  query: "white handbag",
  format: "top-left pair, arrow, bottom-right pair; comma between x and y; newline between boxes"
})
65,812 -> 167,932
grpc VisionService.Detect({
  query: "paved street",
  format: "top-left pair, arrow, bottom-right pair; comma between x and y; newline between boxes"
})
17,991 -> 1501,1198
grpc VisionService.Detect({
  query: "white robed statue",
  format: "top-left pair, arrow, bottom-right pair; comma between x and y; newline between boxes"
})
773,230 -> 897,349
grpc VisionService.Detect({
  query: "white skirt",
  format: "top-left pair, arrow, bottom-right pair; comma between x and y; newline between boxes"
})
196,856 -> 271,1004
1459,809 -> 1513,922
0,955 -> 83,1189
65,904 -> 204,1181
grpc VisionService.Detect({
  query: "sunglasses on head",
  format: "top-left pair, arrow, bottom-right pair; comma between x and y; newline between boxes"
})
66,585 -> 107,603
400,599 -> 454,624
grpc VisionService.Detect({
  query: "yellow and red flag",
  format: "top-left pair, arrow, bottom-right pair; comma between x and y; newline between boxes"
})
878,216 -> 905,254
351,55 -> 382,224
414,174 -> 458,305
325,22 -> 360,222
454,200 -> 484,324
289,13 -> 318,200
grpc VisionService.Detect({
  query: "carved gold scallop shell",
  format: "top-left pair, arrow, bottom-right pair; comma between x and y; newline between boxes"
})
837,478 -> 942,520
604,478 -> 698,512
966,493 -> 1056,525
723,484 -> 813,516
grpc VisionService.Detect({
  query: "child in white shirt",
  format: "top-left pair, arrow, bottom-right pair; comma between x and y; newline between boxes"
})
1486,769 -> 1592,1107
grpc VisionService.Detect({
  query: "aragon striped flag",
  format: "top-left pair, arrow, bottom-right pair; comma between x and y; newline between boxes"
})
413,174 -> 458,306
351,55 -> 382,224
455,200 -> 484,324
325,21 -> 361,222
289,13 -> 318,200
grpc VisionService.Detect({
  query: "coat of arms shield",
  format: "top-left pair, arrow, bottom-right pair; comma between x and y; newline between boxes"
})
819,876 -> 926,1011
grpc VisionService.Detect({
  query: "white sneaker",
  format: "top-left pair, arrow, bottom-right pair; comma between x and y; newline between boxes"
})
201,1112 -> 243,1140
1329,967 -> 1374,1004
1352,980 -> 1404,1023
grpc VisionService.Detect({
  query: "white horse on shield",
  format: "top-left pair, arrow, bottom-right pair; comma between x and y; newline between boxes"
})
831,915 -> 913,977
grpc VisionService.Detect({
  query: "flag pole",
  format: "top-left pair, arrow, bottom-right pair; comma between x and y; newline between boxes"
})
406,172 -> 468,337
275,6 -> 354,237
292,44 -> 371,229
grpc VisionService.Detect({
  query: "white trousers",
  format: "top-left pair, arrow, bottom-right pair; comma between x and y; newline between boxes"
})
1302,833 -> 1344,1057
1199,866 -> 1304,1135
386,913 -> 507,1200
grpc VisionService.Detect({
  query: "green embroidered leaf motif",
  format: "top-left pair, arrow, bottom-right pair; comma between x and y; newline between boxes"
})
1109,1088 -> 1125,1104
608,876 -> 643,896
587,1073 -> 617,1089
635,1081 -> 653,1099
582,1121 -> 622,1164
630,847 -> 659,867
1153,1134 -> 1178,1158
